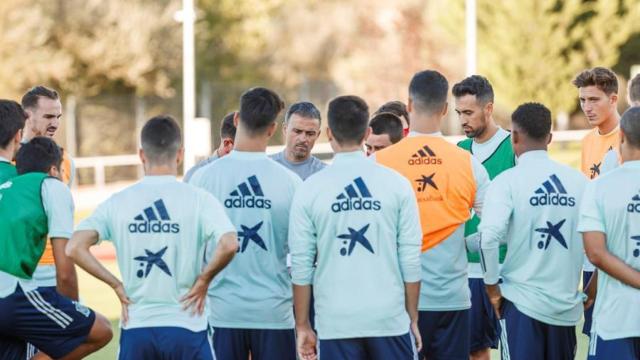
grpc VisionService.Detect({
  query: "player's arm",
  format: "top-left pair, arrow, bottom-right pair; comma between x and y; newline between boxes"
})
67,230 -> 131,321
181,231 -> 238,314
584,232 -> 640,289
470,156 -> 491,219
289,190 -> 318,360
397,179 -> 423,351
41,179 -> 79,300
51,238 -> 79,300
479,176 -> 513,317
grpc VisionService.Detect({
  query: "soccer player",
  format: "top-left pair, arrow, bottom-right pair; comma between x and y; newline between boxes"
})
578,106 -> 640,359
365,112 -> 404,156
573,67 -> 621,336
21,86 -> 79,303
290,95 -> 422,360
628,73 -> 640,107
453,75 -> 515,360
270,101 -> 326,180
375,70 -> 490,359
183,111 -> 237,182
192,87 -> 301,360
480,103 -> 587,359
0,100 -> 26,183
0,137 -> 112,360
374,100 -> 411,136
67,115 -> 238,359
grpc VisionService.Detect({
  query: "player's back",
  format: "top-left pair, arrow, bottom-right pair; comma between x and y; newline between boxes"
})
486,151 -> 586,325
192,150 -> 301,329
579,162 -> 640,339
82,176 -> 223,330
291,151 -> 421,339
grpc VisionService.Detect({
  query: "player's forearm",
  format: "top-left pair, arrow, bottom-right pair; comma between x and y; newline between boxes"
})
588,248 -> 640,289
403,281 -> 420,323
67,231 -> 121,289
56,266 -> 79,300
200,233 -> 238,283
293,284 -> 312,328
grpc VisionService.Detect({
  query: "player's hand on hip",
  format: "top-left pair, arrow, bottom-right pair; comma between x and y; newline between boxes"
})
296,324 -> 317,360
410,320 -> 422,352
112,281 -> 132,325
180,275 -> 210,316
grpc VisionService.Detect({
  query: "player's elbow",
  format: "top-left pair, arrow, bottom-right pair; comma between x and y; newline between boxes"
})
585,246 -> 606,268
220,234 -> 239,255
65,235 -> 81,260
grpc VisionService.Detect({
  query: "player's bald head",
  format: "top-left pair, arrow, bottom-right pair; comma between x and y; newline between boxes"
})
621,107 -> 640,149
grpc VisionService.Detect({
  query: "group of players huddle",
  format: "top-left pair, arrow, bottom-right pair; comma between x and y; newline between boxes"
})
0,66 -> 639,360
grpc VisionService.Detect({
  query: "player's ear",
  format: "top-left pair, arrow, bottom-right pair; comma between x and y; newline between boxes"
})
233,112 -> 240,127
266,121 -> 278,138
175,146 -> 184,166
326,127 -> 334,142
47,165 -> 60,179
407,98 -> 413,114
364,127 -> 372,143
610,93 -> 618,105
138,148 -> 147,166
441,102 -> 449,117
485,102 -> 494,116
546,132 -> 553,145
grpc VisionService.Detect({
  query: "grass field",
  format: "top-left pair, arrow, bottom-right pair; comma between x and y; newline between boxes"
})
78,142 -> 589,359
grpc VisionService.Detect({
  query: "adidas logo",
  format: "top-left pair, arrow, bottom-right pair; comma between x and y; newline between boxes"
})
529,174 -> 576,207
128,199 -> 180,233
224,175 -> 272,209
627,193 -> 640,213
408,145 -> 442,166
331,177 -> 381,213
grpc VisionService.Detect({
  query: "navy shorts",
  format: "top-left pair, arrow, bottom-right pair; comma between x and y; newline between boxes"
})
210,326 -> 296,360
468,278 -> 499,352
418,309 -> 470,359
319,333 -> 417,360
0,284 -> 95,359
587,335 -> 640,359
582,270 -> 594,336
119,327 -> 213,360
499,299 -> 576,360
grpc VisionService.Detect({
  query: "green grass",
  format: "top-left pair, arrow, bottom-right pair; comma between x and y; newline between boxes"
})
79,144 -> 587,359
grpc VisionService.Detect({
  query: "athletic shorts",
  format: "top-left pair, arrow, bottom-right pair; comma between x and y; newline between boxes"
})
499,299 -> 576,360
318,333 -> 417,360
0,284 -> 95,359
210,326 -> 296,360
119,326 -> 213,360
587,335 -> 640,359
418,309 -> 470,359
468,278 -> 500,352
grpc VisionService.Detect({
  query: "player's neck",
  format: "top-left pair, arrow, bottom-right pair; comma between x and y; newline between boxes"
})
233,136 -> 269,153
0,147 -> 13,162
409,114 -> 442,134
22,128 -> 36,142
332,143 -> 363,153
622,148 -> 640,163
473,121 -> 499,144
597,111 -> 620,135
145,165 -> 177,176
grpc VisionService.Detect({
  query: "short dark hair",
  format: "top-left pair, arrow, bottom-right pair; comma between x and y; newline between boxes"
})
327,95 -> 369,146
15,137 -> 62,175
374,101 -> 410,126
220,112 -> 237,140
511,102 -> 552,141
572,67 -> 618,95
629,73 -> 640,104
239,87 -> 285,134
621,107 -> 640,148
0,100 -> 27,149
285,102 -> 321,125
141,115 -> 182,164
452,75 -> 494,104
409,70 -> 449,114
369,113 -> 404,144
21,85 -> 60,110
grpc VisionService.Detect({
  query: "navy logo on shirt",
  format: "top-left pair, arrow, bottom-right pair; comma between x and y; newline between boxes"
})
134,246 -> 173,278
337,224 -> 374,256
631,235 -> 640,258
408,145 -> 442,166
627,193 -> 640,213
415,173 -> 438,191
589,162 -> 601,179
238,221 -> 267,252
225,175 -> 272,209
331,177 -> 381,213
529,175 -> 576,207
128,199 -> 180,233
534,219 -> 568,250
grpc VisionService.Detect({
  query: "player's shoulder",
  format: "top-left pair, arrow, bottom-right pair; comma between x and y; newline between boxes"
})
457,137 -> 473,150
265,157 -> 303,185
581,128 -> 598,143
